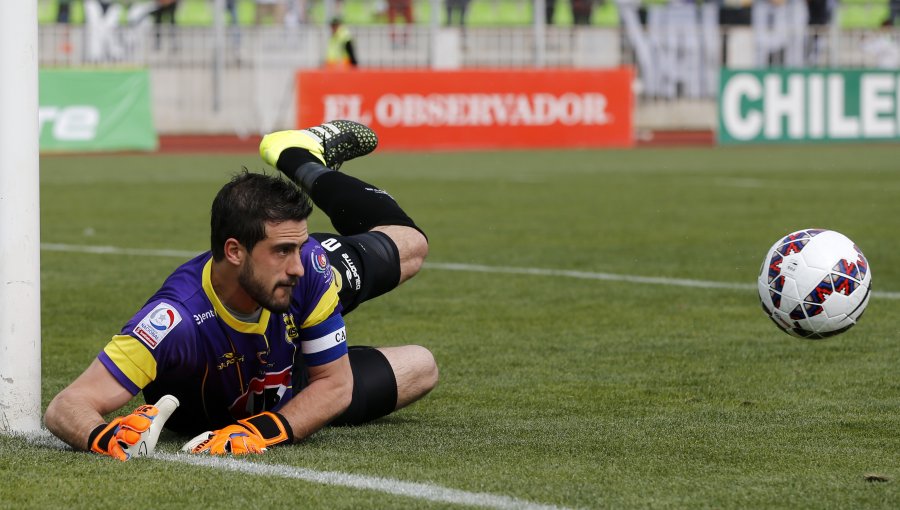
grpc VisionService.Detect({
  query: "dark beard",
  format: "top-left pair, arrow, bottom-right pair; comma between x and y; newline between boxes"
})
238,261 -> 295,314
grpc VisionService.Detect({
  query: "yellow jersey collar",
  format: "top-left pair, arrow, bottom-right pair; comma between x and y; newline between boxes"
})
201,257 -> 271,335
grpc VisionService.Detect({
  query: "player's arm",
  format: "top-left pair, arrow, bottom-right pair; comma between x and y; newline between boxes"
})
278,353 -> 353,440
44,358 -> 133,451
276,243 -> 352,441
184,353 -> 352,454
345,39 -> 358,66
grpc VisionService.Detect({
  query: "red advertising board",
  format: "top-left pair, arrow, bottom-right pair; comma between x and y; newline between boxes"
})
296,69 -> 634,150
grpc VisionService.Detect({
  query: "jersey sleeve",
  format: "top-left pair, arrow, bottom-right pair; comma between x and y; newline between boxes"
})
97,300 -> 196,395
293,241 -> 348,366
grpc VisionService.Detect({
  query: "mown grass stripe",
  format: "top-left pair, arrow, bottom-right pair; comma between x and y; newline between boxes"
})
40,243 -> 900,300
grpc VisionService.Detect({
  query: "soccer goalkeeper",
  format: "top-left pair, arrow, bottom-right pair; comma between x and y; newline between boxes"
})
44,121 -> 438,459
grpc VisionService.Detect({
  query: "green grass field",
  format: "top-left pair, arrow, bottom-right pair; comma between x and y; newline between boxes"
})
1,144 -> 899,508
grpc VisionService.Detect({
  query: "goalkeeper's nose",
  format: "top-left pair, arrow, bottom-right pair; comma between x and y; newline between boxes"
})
286,251 -> 304,279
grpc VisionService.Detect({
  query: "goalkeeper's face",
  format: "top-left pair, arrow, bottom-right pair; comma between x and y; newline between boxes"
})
238,220 -> 307,313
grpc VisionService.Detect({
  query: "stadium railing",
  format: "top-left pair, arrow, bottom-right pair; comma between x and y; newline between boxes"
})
36,0 -> 900,135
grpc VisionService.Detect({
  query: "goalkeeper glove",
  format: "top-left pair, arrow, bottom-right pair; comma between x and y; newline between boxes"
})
182,411 -> 293,455
88,404 -> 159,461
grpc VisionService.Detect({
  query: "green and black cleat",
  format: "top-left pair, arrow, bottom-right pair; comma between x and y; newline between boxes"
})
260,120 -> 378,171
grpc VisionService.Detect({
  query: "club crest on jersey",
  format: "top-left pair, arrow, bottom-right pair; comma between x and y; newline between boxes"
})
312,251 -> 328,274
282,313 -> 299,342
133,302 -> 182,349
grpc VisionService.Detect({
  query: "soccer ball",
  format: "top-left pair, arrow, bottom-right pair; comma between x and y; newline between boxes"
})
758,229 -> 871,339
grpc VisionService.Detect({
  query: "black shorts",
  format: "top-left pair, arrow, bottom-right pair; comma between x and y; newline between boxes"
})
293,346 -> 398,426
310,231 -> 401,315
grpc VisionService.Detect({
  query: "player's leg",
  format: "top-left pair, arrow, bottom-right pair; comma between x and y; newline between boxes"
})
307,179 -> 427,312
328,345 -> 438,426
376,345 -> 438,409
260,121 -> 428,290
270,123 -> 437,425
307,172 -> 427,285
311,231 -> 403,314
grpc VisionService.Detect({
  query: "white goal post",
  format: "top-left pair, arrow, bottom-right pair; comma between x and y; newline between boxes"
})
0,0 -> 42,434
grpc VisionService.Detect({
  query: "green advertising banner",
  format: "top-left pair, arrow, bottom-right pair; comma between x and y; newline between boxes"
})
39,69 -> 157,152
718,69 -> 900,144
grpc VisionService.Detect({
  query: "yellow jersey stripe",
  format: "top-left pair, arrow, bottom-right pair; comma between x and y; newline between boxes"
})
103,334 -> 158,389
301,277 -> 340,328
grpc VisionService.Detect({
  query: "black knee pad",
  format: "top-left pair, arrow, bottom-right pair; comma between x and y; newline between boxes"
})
330,346 -> 398,426
311,231 -> 401,315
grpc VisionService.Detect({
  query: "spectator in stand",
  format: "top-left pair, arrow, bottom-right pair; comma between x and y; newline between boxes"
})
445,0 -> 472,27
807,0 -> 832,25
863,20 -> 900,68
225,0 -> 239,25
255,0 -> 285,25
153,0 -> 179,51
806,0 -> 834,64
546,0 -> 595,26
886,0 -> 900,25
372,0 -> 389,22
571,0 -> 595,25
55,0 -> 75,55
56,0 -> 73,23
223,0 -> 242,50
387,0 -> 413,47
284,0 -> 312,26
326,17 -> 358,70
546,0 -> 558,24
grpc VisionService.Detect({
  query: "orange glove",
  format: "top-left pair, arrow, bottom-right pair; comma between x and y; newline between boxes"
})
88,404 -> 159,461
183,411 -> 293,455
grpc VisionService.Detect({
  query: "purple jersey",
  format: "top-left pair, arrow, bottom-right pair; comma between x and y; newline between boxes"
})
98,239 -> 347,435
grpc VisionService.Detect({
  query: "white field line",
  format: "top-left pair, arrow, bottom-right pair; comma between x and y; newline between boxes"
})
41,242 -> 200,259
16,430 -> 570,510
155,453 -> 570,510
41,242 -> 900,300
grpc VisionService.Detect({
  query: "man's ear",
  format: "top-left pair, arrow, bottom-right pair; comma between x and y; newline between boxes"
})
223,238 -> 245,266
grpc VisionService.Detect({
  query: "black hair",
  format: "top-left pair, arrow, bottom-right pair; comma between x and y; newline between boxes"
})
210,170 -> 313,261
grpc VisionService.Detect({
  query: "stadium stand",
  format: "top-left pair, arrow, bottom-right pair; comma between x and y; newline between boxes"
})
36,0 -> 900,135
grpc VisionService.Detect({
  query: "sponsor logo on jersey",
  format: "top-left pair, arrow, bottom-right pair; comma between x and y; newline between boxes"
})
133,302 -> 182,349
216,351 -> 244,370
340,253 -> 361,290
193,309 -> 216,326
320,237 -> 342,252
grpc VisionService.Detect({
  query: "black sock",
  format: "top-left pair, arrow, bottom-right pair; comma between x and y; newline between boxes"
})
276,148 -> 330,191
308,172 -> 421,236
